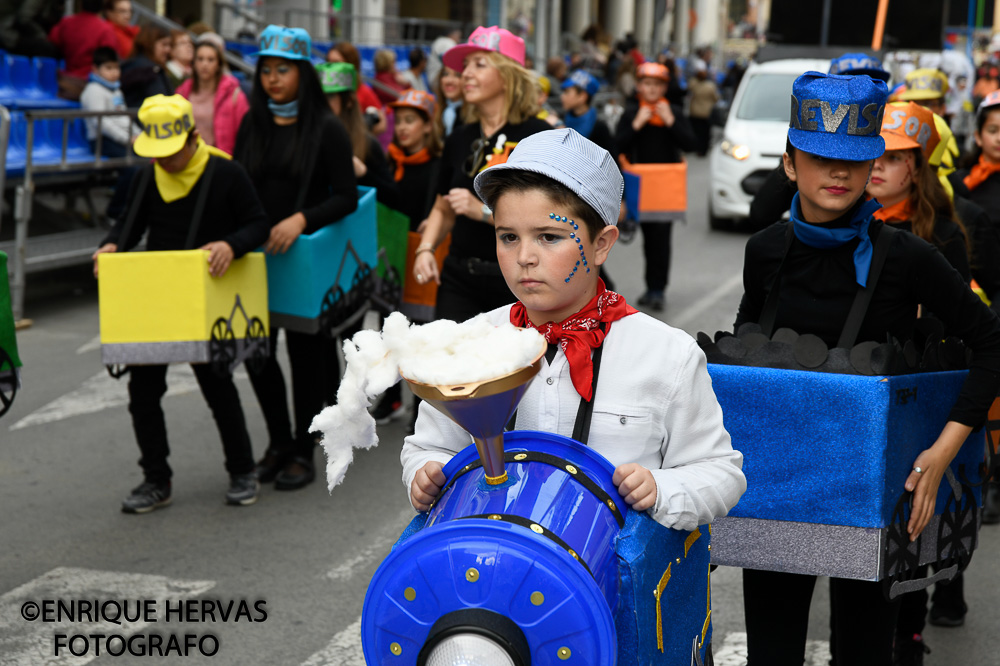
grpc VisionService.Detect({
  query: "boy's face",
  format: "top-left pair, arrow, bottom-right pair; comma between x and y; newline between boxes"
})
96,61 -> 121,83
560,86 -> 587,113
495,188 -> 618,325
637,77 -> 667,103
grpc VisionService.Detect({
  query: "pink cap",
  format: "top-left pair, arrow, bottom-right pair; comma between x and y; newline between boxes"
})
442,26 -> 526,71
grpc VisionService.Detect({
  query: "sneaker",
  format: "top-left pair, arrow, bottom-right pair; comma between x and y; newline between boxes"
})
638,290 -> 666,312
893,634 -> 930,666
121,481 -> 172,514
982,481 -> 1000,525
371,396 -> 407,425
226,473 -> 260,506
928,603 -> 966,627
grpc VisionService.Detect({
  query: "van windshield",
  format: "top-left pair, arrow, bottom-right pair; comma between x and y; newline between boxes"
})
736,73 -> 799,121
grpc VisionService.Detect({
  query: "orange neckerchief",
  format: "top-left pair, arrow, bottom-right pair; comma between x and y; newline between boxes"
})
386,143 -> 431,182
964,154 -> 1000,191
639,97 -> 668,126
872,197 -> 913,223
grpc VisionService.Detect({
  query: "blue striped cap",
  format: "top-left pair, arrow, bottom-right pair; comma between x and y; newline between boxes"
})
473,128 -> 623,227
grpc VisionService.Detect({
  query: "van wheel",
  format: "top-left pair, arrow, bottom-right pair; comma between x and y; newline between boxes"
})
708,199 -> 732,231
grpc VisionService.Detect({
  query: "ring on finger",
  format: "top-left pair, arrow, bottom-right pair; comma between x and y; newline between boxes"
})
913,466 -> 923,474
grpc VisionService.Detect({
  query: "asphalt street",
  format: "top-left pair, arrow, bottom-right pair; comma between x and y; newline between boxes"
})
1,154 -> 997,665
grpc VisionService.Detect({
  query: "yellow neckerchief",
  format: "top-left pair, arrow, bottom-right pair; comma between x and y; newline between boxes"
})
153,138 -> 231,203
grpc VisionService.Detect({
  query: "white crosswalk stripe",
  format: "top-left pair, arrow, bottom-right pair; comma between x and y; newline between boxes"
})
0,567 -> 215,666
299,617 -> 365,666
713,631 -> 831,666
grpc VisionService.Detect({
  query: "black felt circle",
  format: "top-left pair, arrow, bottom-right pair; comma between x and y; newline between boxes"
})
793,334 -> 828,368
850,341 -> 880,375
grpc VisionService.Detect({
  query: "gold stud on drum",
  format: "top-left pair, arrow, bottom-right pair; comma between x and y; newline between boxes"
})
568,549 -> 579,561
530,523 -> 544,534
530,591 -> 545,606
403,587 -> 416,601
466,568 -> 479,582
390,642 -> 402,656
488,514 -> 501,520
565,464 -> 578,475
514,452 -> 527,461
557,647 -> 572,660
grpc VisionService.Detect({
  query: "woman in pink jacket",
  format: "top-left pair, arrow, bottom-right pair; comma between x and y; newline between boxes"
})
175,33 -> 249,155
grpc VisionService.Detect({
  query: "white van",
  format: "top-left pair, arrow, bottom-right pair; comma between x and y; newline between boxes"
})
708,58 -> 830,229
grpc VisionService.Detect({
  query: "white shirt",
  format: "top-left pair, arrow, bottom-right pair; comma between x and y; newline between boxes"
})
400,305 -> 747,531
79,81 -> 138,146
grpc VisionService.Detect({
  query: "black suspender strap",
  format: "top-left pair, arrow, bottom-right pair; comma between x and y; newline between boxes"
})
837,224 -> 897,349
114,164 -> 153,252
571,326 -> 606,445
757,223 -> 796,337
183,156 -> 219,250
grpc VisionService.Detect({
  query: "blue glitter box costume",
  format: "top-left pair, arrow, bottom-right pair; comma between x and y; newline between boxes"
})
362,432 -> 714,665
707,365 -> 982,597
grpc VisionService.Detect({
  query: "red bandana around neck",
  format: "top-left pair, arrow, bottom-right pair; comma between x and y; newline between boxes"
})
509,279 -> 638,401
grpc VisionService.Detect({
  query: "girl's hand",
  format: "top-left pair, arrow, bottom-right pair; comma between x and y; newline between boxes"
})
410,461 -> 446,511
91,243 -> 117,277
201,241 -> 235,277
265,212 -> 307,254
632,105 -> 653,131
352,155 -> 368,178
413,248 -> 441,285
655,100 -> 675,127
613,463 -> 657,511
905,447 -> 949,541
445,188 -> 482,220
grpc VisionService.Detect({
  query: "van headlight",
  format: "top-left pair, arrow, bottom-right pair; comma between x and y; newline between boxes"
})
720,139 -> 751,161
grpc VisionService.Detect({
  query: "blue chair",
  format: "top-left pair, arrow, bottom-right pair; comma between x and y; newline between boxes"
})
358,46 -> 377,79
26,118 -> 64,164
9,54 -> 77,109
0,54 -> 21,107
35,57 -> 78,108
64,118 -> 97,162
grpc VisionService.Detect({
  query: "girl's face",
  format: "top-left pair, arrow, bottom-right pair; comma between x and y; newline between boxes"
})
867,149 -> 916,207
636,77 -> 667,103
108,0 -> 132,27
173,35 -> 193,66
783,150 -> 873,223
440,67 -> 462,101
260,57 -> 299,105
394,108 -> 429,151
152,37 -> 171,66
194,45 -> 220,83
975,109 -> 1000,163
495,189 -> 617,326
462,54 -> 504,106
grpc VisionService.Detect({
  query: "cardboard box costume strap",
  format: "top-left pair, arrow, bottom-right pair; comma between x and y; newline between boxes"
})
99,159 -> 270,377
702,224 -> 985,598
0,251 -> 22,418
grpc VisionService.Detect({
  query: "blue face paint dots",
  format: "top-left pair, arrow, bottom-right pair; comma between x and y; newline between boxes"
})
550,213 -> 590,283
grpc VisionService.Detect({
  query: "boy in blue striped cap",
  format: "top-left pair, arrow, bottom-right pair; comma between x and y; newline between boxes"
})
402,128 -> 746,538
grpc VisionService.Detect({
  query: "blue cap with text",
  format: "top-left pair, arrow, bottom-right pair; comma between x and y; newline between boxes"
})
828,53 -> 890,82
253,24 -> 312,61
787,71 -> 888,161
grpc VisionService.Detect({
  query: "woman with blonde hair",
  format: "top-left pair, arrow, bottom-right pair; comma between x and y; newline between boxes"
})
412,26 -> 549,322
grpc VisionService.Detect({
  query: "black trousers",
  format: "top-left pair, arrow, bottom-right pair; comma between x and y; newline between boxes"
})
690,116 -> 712,156
640,221 -> 673,292
248,328 -> 329,461
435,255 -> 516,322
127,364 -> 254,483
896,569 -> 966,637
743,568 -> 900,666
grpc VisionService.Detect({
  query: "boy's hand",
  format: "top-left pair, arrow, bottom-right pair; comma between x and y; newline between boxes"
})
632,105 -> 653,131
654,100 -> 675,127
613,463 -> 657,511
91,243 -> 117,278
201,241 -> 234,277
410,461 -> 446,511
265,213 -> 307,254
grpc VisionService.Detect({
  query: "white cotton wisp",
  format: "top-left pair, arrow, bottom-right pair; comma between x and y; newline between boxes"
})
309,312 -> 544,491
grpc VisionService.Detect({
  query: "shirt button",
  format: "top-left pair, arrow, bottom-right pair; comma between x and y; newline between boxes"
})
619,416 -> 627,425
546,377 -> 554,385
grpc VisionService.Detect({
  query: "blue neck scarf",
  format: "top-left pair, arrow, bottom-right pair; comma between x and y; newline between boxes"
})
268,98 -> 299,118
89,72 -> 120,91
790,192 -> 883,287
563,106 -> 598,138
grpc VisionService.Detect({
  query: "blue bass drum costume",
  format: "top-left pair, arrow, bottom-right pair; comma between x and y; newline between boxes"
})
363,432 -> 713,666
